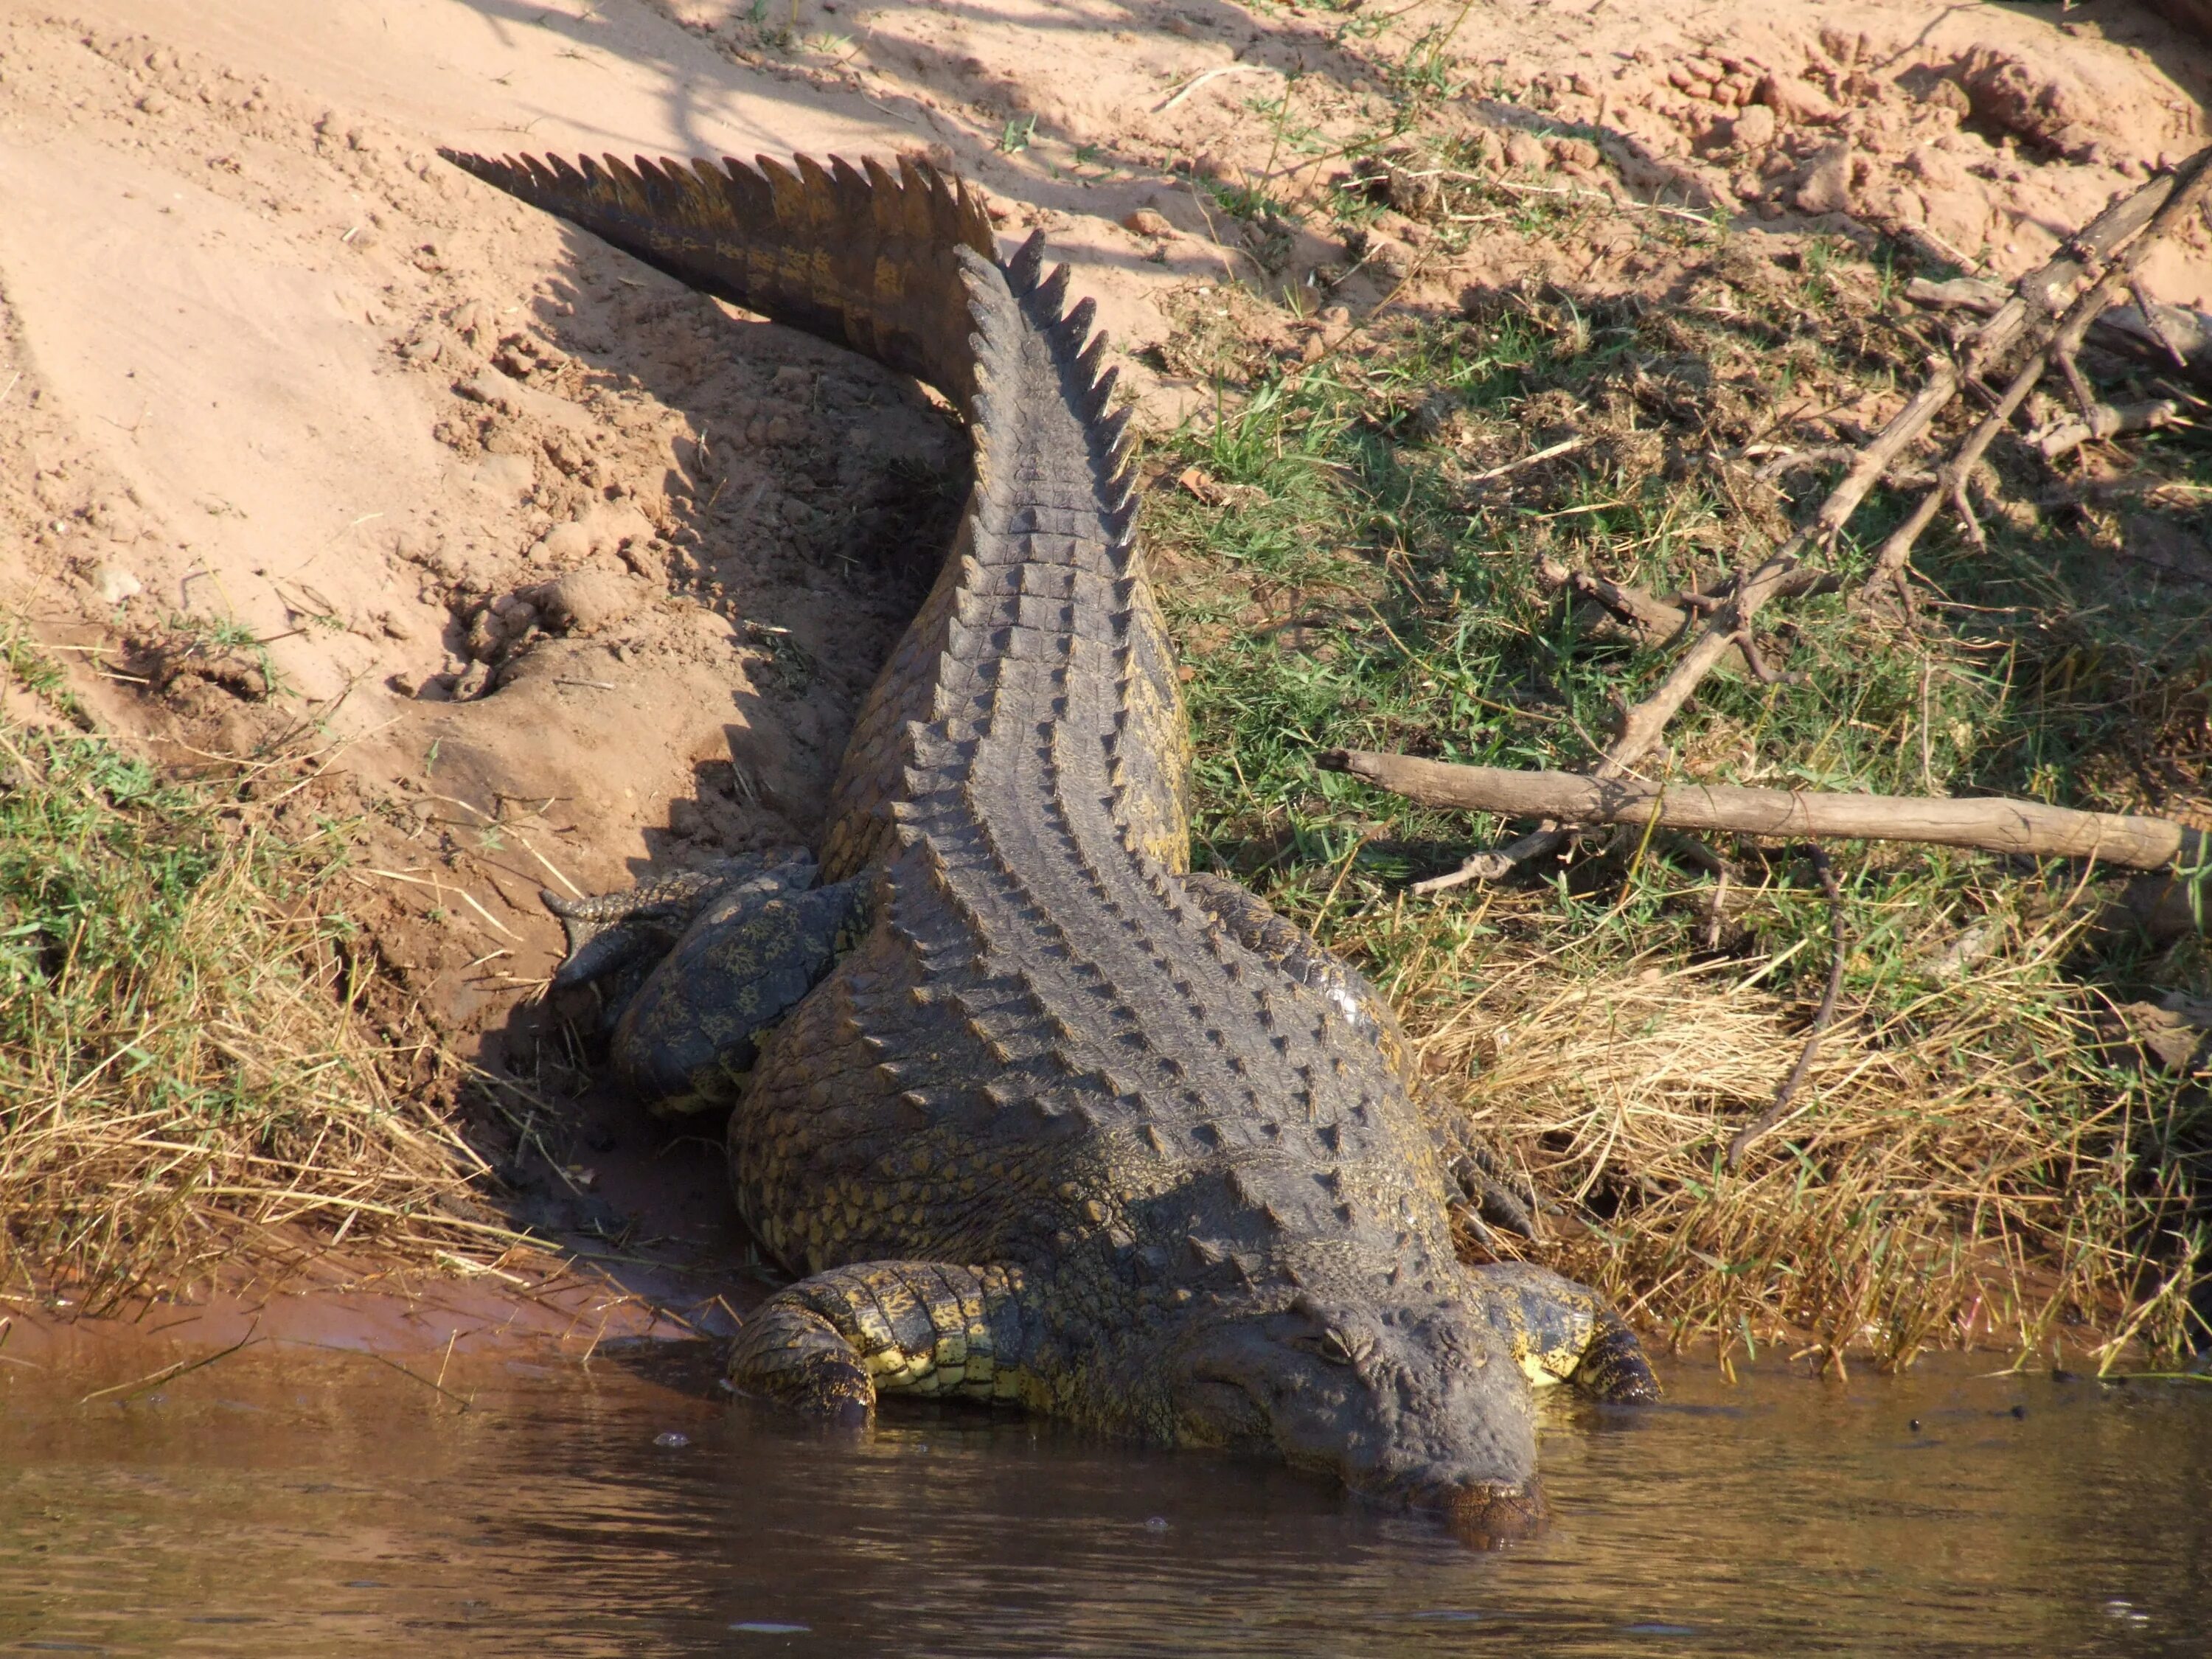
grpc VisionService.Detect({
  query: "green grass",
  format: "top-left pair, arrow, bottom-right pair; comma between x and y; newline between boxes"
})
0,671 -> 483,1308
1142,226 -> 2212,1367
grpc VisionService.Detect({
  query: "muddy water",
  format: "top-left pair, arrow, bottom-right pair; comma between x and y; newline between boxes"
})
1,1346 -> 2205,1657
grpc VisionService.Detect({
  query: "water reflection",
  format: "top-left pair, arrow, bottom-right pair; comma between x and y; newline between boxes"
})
0,1344 -> 2205,1655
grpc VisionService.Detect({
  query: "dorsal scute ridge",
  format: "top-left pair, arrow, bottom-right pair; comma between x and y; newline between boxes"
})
757,153 -> 805,218
629,155 -> 674,217
895,148 -> 929,199
1034,262 -> 1074,320
628,154 -> 675,205
793,152 -> 838,201
860,152 -> 901,198
686,155 -> 730,206
597,153 -> 640,204
1006,230 -> 1049,291
1085,366 -> 1121,428
1057,296 -> 1099,349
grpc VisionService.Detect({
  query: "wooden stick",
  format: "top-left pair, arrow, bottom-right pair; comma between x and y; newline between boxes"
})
2028,397 -> 2183,461
1727,846 -> 1846,1170
1322,751 -> 2207,872
1907,277 -> 2212,392
1537,559 -> 1839,655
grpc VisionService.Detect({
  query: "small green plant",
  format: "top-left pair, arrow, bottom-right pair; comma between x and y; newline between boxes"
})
998,115 -> 1037,156
4,629 -> 89,728
0,714 -> 481,1303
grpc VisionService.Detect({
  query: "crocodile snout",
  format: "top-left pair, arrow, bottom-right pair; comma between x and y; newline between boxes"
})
1401,1475 -> 1548,1547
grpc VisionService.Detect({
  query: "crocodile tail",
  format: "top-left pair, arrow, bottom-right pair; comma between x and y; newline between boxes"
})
437,147 -> 997,411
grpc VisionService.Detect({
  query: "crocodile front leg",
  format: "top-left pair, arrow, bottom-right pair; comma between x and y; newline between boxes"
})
1468,1260 -> 1661,1403
543,852 -> 869,1114
728,1262 -> 1043,1427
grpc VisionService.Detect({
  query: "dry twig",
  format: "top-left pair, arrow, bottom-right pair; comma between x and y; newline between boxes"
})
1861,151 -> 2212,592
2028,397 -> 2183,461
1725,848 -> 1846,1169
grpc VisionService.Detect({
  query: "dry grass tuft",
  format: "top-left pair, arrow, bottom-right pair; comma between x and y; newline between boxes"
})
0,712 -> 495,1309
1411,915 -> 2157,1367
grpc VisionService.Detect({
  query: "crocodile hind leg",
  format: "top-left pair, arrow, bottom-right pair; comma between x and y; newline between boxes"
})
543,852 -> 869,1115
1436,1119 -> 1540,1244
1467,1260 -> 1661,1403
728,1262 -> 1042,1427
1179,871 -> 1538,1239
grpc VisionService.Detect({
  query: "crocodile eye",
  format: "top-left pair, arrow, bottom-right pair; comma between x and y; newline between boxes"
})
1316,1329 -> 1356,1366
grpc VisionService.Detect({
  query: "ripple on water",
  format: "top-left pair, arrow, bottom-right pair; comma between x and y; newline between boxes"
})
0,1344 -> 2206,1656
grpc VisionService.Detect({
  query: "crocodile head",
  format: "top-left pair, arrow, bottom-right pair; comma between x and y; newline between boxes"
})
1166,1289 -> 1543,1543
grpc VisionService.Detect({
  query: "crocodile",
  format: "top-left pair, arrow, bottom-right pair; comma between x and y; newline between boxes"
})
442,147 -> 1658,1540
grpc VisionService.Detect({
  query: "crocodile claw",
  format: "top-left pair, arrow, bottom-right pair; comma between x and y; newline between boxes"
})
1444,1136 -> 1542,1243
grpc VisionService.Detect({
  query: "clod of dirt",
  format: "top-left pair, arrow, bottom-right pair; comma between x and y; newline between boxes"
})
1121,207 -> 1174,237
1764,73 -> 1840,128
532,565 -> 649,635
1351,149 -> 1447,220
1955,46 -> 2102,161
1731,105 -> 1777,151
1795,144 -> 1855,215
2109,996 -> 2212,1073
1503,131 -> 1548,171
529,502 -> 657,566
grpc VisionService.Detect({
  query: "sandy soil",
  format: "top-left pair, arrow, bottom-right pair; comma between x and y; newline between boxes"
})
3,0 -> 2210,1345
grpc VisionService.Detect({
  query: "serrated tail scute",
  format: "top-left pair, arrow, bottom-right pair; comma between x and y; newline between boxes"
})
438,143 -> 997,414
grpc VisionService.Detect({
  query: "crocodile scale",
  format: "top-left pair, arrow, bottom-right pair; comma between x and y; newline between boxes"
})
442,148 -> 1656,1537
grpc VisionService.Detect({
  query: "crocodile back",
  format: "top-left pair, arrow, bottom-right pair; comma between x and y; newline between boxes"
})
442,150 -> 1472,1391
737,243 -> 1465,1329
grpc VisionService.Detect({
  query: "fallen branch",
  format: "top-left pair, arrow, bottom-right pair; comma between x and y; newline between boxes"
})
1406,146 -> 2212,892
2027,397 -> 2183,461
1861,150 -> 2212,592
1537,557 -> 1836,663
1906,275 -> 2212,394
1467,434 -> 1588,484
78,1327 -> 262,1406
1536,557 -> 1710,653
1727,847 -> 1846,1171
1153,63 -> 1279,114
1320,751 -> 2208,873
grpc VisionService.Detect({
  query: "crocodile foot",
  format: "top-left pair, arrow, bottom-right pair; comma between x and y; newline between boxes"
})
1470,1260 -> 1661,1404
543,851 -> 869,1115
1440,1127 -> 1543,1245
728,1262 -> 1038,1425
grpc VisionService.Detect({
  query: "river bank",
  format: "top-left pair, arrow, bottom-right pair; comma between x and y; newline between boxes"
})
1,0 -> 2208,1366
